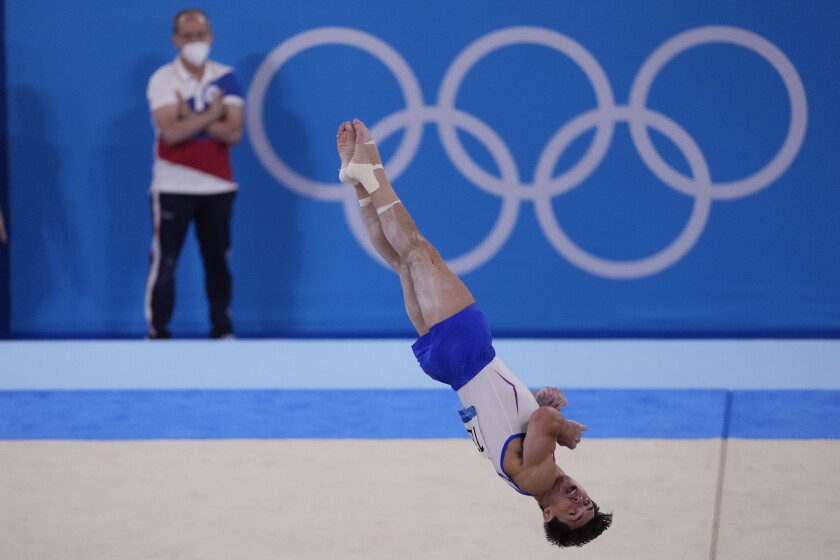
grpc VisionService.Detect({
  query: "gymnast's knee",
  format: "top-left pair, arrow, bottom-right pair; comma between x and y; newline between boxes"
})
403,239 -> 439,268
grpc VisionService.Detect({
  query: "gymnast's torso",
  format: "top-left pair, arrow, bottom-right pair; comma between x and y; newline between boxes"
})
456,356 -> 541,495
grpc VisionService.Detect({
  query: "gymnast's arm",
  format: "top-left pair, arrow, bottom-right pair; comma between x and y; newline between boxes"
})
511,406 -> 581,494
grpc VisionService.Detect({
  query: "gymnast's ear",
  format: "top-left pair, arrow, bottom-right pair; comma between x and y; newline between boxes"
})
542,507 -> 552,523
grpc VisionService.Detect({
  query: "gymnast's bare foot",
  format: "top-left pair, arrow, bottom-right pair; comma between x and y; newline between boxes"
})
350,118 -> 381,165
336,121 -> 355,169
341,118 -> 389,195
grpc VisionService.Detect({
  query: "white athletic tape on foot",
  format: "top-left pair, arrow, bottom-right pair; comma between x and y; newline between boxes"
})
345,162 -> 383,193
359,197 -> 372,207
376,200 -> 401,215
338,167 -> 358,186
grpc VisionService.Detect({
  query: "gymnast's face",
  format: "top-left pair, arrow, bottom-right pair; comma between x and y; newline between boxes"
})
542,474 -> 595,530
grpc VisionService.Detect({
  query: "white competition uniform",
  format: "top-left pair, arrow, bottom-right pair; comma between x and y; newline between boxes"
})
456,356 -> 541,495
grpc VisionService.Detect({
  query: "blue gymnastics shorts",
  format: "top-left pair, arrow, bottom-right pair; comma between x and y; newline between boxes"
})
411,303 -> 496,391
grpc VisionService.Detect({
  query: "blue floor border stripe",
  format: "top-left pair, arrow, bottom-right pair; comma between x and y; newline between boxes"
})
1,389 -> 838,440
728,390 -> 840,439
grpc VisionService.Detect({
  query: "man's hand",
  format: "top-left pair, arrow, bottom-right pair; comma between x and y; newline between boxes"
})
557,418 -> 588,450
534,387 -> 567,411
175,90 -> 224,122
175,91 -> 191,120
206,91 -> 225,121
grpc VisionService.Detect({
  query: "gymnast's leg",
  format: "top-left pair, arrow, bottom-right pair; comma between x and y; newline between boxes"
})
337,119 -> 474,334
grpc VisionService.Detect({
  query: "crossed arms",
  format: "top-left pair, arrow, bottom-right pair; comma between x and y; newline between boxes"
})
507,387 -> 588,494
153,90 -> 243,146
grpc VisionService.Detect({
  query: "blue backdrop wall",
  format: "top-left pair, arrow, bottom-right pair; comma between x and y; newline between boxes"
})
3,1 -> 839,338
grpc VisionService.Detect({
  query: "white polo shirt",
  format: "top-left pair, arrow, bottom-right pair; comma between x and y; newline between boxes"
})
147,57 -> 243,195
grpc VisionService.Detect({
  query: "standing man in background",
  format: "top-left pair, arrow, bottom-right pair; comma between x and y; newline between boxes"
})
145,9 -> 243,339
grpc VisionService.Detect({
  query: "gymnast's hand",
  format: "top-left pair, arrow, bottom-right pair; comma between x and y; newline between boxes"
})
534,386 -> 568,411
557,418 -> 588,450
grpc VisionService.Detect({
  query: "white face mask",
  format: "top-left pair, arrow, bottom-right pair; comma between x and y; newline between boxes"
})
181,41 -> 211,67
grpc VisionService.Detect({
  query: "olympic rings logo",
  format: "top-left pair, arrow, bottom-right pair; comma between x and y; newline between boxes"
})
246,26 -> 807,279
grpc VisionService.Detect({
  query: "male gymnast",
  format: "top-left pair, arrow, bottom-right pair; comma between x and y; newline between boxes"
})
337,119 -> 612,548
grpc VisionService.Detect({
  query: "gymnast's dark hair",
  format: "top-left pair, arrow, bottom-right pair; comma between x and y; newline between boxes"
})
543,503 -> 613,548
